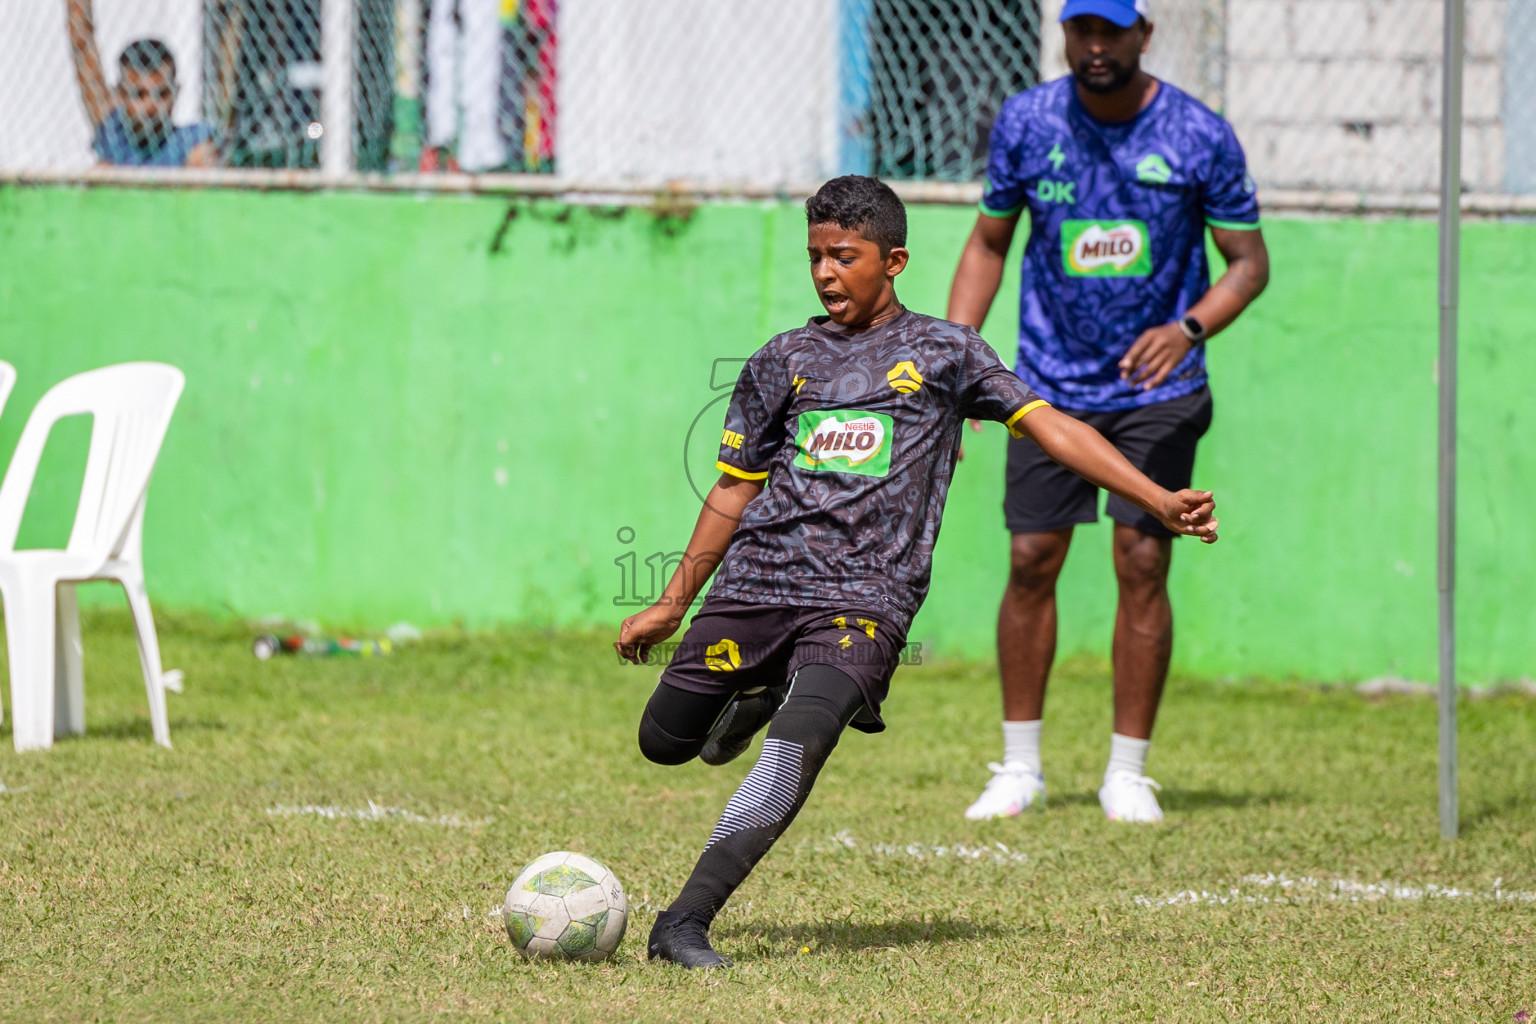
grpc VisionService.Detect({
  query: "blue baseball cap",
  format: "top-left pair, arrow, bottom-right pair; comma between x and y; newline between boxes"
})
1060,0 -> 1149,28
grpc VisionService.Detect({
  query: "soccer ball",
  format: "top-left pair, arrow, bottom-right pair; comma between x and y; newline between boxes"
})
503,851 -> 629,962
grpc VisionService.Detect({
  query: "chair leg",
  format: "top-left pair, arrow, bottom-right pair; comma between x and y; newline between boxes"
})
122,578 -> 171,749
54,583 -> 85,738
1,577 -> 59,752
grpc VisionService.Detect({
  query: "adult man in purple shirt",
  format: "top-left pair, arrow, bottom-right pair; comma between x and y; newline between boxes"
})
948,0 -> 1269,823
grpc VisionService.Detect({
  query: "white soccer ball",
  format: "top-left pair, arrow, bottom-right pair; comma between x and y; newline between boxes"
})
503,851 -> 629,962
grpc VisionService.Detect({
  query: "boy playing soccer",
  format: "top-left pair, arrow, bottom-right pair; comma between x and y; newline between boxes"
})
615,176 -> 1218,969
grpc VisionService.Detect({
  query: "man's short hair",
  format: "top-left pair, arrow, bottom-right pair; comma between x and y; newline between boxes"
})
119,38 -> 176,78
805,176 -> 907,254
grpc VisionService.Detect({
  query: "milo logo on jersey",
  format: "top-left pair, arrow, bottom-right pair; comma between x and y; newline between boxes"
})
794,410 -> 894,478
1062,220 -> 1152,278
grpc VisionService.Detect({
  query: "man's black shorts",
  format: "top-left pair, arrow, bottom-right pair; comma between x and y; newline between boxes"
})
656,596 -> 907,733
1005,386 -> 1213,538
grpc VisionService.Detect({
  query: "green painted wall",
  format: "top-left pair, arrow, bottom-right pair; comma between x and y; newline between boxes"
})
0,186 -> 1532,682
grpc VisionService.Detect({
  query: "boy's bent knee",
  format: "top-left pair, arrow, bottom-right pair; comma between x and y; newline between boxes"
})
638,713 -> 703,765
764,703 -> 842,768
767,665 -> 864,766
638,682 -> 730,764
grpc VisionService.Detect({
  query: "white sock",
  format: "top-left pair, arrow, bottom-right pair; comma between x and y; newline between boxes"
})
1001,720 -> 1042,774
1106,733 -> 1151,780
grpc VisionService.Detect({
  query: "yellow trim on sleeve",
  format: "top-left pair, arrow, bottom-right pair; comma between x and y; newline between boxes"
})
716,461 -> 769,481
1004,399 -> 1051,438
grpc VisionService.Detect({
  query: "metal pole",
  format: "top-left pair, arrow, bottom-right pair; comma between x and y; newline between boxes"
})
837,0 -> 874,176
321,0 -> 355,178
1437,0 -> 1464,841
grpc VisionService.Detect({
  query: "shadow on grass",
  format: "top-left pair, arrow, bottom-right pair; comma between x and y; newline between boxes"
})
1464,789 -> 1536,832
1050,787 -> 1295,811
25,717 -> 234,743
716,916 -> 1005,957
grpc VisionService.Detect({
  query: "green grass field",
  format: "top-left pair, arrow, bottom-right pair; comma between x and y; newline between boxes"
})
1,612 -> 1532,1022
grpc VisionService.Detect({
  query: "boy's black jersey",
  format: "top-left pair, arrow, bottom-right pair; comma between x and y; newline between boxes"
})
711,309 -> 1047,626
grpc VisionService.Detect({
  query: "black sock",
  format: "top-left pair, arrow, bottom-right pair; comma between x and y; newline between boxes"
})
668,665 -> 864,921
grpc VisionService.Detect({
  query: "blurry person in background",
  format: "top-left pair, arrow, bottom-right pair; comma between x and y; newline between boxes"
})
202,0 -> 392,172
422,0 -> 506,172
507,0 -> 557,172
420,0 -> 557,173
949,0 -> 1268,825
66,0 -> 215,167
204,0 -> 322,170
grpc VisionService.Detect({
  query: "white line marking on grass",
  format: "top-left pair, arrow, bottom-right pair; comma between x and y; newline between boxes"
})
0,780 -> 27,794
1133,873 -> 1536,908
1356,677 -> 1536,699
266,801 -> 492,828
816,830 -> 1029,865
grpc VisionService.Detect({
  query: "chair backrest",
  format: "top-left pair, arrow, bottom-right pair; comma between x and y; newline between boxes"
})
0,363 -> 185,567
0,362 -> 15,419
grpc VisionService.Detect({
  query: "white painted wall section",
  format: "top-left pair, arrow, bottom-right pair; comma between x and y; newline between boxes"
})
559,0 -> 839,182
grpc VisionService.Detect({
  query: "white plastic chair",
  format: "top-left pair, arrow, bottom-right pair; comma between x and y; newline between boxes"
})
0,361 -> 15,418
0,363 -> 185,752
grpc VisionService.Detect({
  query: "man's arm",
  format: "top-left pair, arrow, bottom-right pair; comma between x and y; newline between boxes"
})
65,0 -> 112,128
187,139 -> 217,167
1205,225 -> 1272,316
1018,406 -> 1219,542
950,211 -> 1023,449
946,211 -> 1021,330
614,474 -> 765,664
202,0 -> 246,167
1120,226 -> 1271,391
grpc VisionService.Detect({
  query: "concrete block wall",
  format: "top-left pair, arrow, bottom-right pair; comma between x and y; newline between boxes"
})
1225,0 -> 1510,192
1039,0 -> 1517,193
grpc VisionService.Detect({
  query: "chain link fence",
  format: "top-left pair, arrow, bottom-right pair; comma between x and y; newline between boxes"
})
1225,0 -> 1512,195
1,0 -> 1530,199
867,1 -> 1040,181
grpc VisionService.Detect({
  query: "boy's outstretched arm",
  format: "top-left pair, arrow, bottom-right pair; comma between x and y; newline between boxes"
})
615,474 -> 765,664
1019,407 -> 1220,542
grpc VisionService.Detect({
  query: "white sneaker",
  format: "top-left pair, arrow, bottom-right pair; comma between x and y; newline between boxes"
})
1099,770 -> 1164,823
964,762 -> 1046,819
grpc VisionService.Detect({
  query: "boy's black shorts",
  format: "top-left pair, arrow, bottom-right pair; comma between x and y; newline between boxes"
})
657,596 -> 907,734
1004,386 -> 1213,538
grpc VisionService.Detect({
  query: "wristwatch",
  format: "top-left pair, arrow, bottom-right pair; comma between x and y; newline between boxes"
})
1179,315 -> 1207,343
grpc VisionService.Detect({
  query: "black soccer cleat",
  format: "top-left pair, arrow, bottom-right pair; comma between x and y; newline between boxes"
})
647,909 -> 732,969
699,686 -> 785,766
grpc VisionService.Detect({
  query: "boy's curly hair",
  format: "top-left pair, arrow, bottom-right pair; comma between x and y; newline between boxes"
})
805,176 -> 907,255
